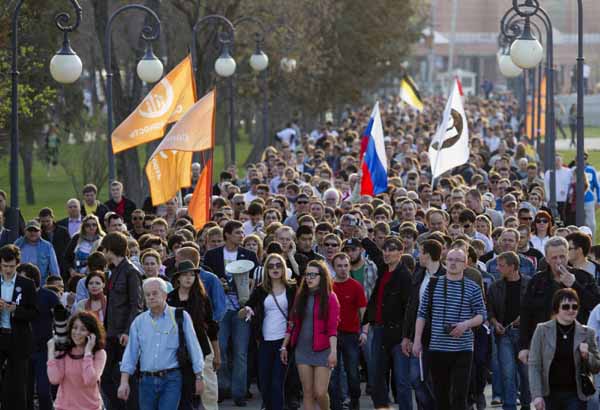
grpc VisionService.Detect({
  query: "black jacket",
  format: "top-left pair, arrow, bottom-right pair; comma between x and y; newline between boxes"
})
487,276 -> 530,325
42,224 -> 71,279
167,289 -> 218,358
105,258 -> 143,338
203,245 -> 259,280
0,228 -> 13,247
245,285 -> 297,342
3,206 -> 24,242
402,264 -> 446,342
5,275 -> 38,358
105,197 -> 137,228
519,267 -> 600,350
361,237 -> 412,348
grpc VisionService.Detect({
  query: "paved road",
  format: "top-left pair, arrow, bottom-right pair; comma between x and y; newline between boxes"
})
219,383 -> 498,410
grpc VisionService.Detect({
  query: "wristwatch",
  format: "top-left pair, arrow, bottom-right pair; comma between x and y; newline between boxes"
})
195,373 -> 203,381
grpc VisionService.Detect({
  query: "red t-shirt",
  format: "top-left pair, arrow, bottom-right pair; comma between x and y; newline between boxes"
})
375,270 -> 393,324
333,277 -> 368,333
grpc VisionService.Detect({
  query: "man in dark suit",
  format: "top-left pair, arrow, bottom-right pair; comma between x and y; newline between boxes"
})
0,244 -> 38,409
57,198 -> 82,238
39,208 -> 71,280
0,210 -> 13,247
0,190 -> 24,243
203,220 -> 258,406
104,181 -> 137,229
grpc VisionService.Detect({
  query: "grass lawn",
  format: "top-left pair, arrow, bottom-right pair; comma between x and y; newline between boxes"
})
0,137 -> 252,221
586,127 -> 600,138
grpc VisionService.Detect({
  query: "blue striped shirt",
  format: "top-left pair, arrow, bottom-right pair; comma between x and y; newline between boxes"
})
417,275 -> 486,352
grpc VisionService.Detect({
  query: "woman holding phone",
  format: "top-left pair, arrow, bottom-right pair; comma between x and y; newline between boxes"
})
47,311 -> 107,410
280,260 -> 340,410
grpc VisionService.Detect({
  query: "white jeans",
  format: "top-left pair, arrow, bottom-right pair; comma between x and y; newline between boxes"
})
584,201 -> 597,243
202,353 -> 219,410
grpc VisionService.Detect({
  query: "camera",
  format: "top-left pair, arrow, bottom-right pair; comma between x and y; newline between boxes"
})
444,324 -> 457,334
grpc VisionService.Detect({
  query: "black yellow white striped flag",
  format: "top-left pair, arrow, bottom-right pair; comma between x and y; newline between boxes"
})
399,75 -> 424,112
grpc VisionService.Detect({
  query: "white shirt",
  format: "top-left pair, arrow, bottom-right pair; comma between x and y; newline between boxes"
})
276,128 -> 297,150
544,167 -> 573,202
244,191 -> 258,203
530,235 -> 550,256
262,291 -> 289,341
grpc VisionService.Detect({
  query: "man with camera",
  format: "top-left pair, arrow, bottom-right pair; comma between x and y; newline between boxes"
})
413,248 -> 486,410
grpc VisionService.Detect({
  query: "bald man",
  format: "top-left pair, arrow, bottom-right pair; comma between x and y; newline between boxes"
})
413,248 -> 486,410
57,198 -> 82,237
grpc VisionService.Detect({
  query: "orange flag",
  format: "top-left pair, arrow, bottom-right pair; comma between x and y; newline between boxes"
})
145,89 -> 216,206
188,158 -> 213,229
112,54 -> 196,153
525,75 -> 546,141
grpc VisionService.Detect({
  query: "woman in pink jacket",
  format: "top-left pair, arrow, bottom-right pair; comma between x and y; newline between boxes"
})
47,311 -> 107,410
281,259 -> 340,410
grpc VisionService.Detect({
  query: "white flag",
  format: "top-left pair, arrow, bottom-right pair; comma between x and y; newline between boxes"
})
428,79 -> 469,180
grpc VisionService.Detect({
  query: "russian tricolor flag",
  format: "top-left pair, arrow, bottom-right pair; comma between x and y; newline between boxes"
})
360,102 -> 388,196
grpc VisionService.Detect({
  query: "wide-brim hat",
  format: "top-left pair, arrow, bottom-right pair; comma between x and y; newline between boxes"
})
172,260 -> 201,278
226,260 -> 255,275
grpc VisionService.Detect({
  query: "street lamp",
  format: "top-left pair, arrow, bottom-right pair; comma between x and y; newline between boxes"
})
137,43 -> 164,84
510,19 -> 544,69
250,50 -> 269,72
10,0 -> 82,228
280,57 -> 297,73
104,4 -> 162,184
501,0 -> 559,219
214,43 -> 237,77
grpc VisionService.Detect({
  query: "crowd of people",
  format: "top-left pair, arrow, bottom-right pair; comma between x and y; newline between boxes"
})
2,92 -> 600,410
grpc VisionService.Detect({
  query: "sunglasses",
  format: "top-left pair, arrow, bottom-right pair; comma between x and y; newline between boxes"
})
463,223 -> 471,229
234,202 -> 245,206
536,219 -> 549,224
324,242 -> 339,248
560,303 -> 579,311
267,262 -> 283,270
132,216 -> 144,221
519,216 -> 533,221
305,272 -> 319,279
297,200 -> 309,205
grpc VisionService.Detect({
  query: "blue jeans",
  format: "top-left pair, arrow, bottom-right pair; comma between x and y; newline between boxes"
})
409,349 -> 435,410
545,391 -> 586,410
28,349 -> 53,410
218,309 -> 250,401
258,339 -> 286,410
370,326 -> 413,410
138,370 -> 182,410
491,330 -> 505,400
497,328 -> 530,410
330,332 -> 361,410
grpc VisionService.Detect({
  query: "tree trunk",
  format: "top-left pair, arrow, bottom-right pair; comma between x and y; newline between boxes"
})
20,147 -> 34,205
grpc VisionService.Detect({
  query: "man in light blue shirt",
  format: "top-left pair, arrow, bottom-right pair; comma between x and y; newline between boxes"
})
14,220 -> 60,286
118,277 -> 204,409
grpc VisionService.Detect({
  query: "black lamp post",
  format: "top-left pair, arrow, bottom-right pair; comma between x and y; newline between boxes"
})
191,15 -> 270,166
575,0 -> 585,226
191,15 -> 237,164
104,4 -> 163,184
10,0 -> 83,227
500,0 -> 558,218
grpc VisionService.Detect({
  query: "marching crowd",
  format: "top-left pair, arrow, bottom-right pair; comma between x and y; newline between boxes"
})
2,92 -> 600,410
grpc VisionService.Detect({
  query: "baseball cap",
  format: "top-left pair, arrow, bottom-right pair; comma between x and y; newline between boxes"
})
25,220 -> 41,231
342,238 -> 362,250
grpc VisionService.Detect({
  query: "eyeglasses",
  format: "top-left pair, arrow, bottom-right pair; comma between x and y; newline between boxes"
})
560,303 -> 579,311
324,242 -> 339,248
305,272 -> 319,279
536,219 -> 549,224
267,262 -> 283,269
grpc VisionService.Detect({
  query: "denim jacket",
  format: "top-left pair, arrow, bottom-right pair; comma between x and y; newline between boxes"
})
14,237 -> 60,284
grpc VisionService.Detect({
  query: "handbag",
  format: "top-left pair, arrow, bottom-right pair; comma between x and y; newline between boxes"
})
580,360 -> 596,396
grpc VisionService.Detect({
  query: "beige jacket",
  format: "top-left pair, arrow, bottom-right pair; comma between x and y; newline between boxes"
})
529,320 -> 600,401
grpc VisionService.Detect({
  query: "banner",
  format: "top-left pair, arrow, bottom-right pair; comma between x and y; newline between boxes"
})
429,78 -> 469,180
145,89 -> 216,205
188,158 -> 212,229
399,75 -> 424,112
112,54 -> 196,153
525,75 -> 546,141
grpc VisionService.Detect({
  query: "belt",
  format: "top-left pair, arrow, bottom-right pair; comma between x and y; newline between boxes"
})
140,368 -> 180,378
0,328 -> 12,335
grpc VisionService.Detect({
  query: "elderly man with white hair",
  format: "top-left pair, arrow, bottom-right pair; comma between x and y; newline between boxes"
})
57,198 -> 82,237
119,277 -> 205,410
